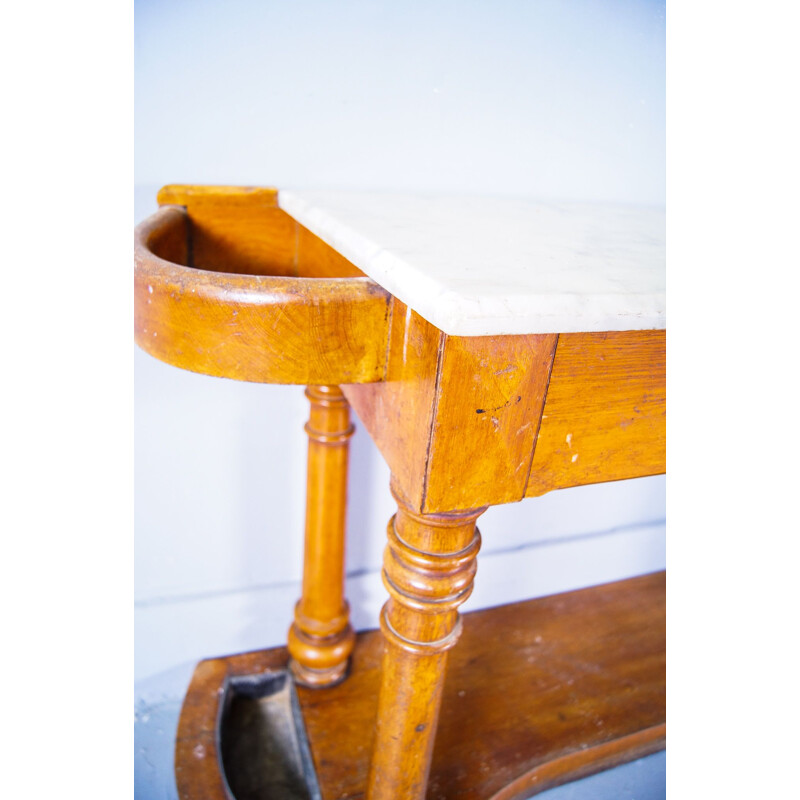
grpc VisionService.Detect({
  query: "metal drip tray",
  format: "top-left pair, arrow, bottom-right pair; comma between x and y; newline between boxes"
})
220,671 -> 322,800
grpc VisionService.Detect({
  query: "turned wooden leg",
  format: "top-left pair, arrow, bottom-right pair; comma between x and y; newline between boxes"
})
287,385 -> 356,688
367,484 -> 486,800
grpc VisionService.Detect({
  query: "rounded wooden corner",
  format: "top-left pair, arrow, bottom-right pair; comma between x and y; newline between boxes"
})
134,205 -> 391,385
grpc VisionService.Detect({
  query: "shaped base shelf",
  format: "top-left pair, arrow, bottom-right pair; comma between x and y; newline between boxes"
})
176,572 -> 665,800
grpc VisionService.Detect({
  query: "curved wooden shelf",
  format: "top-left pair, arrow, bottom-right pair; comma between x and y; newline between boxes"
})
134,199 -> 391,385
176,573 -> 665,800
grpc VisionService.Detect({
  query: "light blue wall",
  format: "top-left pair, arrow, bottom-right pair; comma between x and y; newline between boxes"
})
135,0 -> 665,202
135,2 -> 665,797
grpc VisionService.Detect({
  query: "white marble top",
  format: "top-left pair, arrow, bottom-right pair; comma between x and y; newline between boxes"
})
279,191 -> 665,337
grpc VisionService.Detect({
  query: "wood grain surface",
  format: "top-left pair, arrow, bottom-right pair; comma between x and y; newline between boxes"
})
159,185 -> 298,277
346,326 -> 664,512
176,573 -> 666,800
157,184 -> 367,279
342,302 -> 559,513
423,332 -> 558,512
134,203 -> 391,384
526,331 -> 666,497
287,385 -> 356,688
141,186 -> 668,800
367,493 -> 486,800
342,300 -> 444,512
136,186 -> 665,504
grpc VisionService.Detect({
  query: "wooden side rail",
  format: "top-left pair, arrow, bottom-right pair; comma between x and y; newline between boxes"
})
134,204 -> 391,385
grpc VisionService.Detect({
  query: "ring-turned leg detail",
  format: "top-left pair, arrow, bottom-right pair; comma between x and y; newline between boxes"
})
288,385 -> 356,688
367,484 -> 486,800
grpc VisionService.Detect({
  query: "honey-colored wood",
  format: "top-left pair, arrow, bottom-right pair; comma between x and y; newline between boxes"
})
137,186 -> 664,503
487,725 -> 665,800
346,324 -> 663,512
176,573 -> 666,800
140,199 -> 189,266
344,302 -> 559,513
137,185 -> 668,800
342,300 -> 443,511
287,385 -> 356,688
423,332 -> 558,512
134,204 -> 391,384
296,222 -> 366,278
158,185 -> 297,277
525,331 -> 666,497
367,487 -> 486,800
157,184 -> 367,278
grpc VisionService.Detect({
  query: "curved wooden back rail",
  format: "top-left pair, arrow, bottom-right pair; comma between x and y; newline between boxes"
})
134,199 -> 391,386
135,185 -> 666,800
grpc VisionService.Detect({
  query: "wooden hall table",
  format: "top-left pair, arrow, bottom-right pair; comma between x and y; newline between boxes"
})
134,185 -> 666,800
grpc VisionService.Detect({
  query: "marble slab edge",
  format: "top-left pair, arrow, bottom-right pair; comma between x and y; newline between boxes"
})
278,190 -> 666,337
